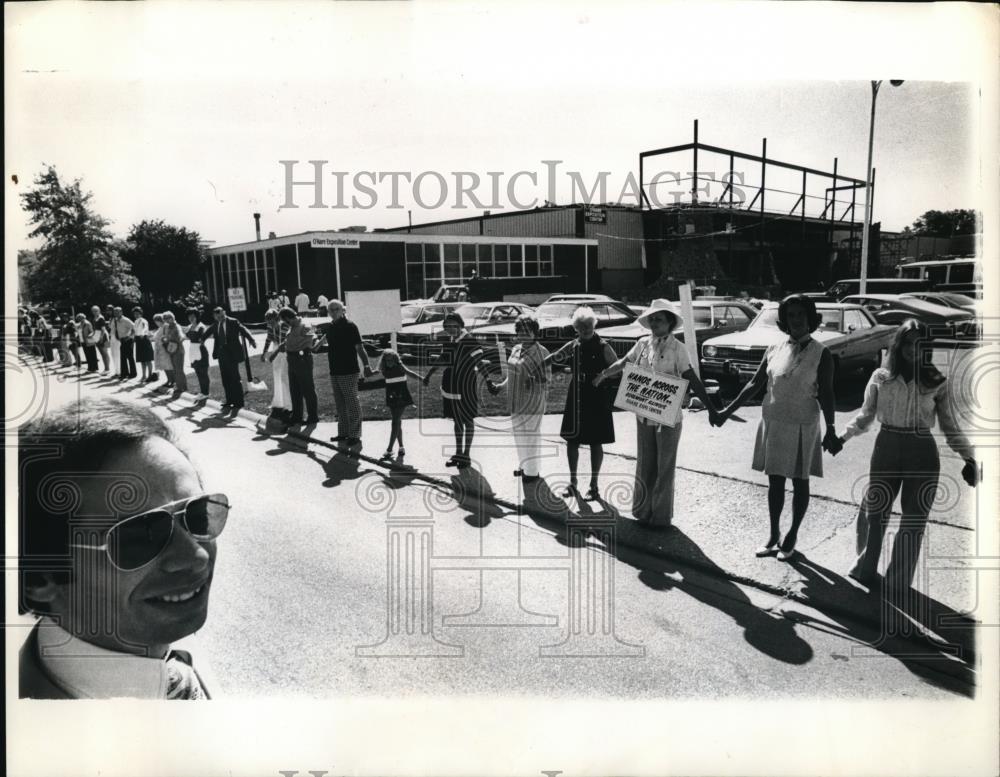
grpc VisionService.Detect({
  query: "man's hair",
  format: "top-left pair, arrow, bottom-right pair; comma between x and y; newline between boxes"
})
278,306 -> 297,320
213,306 -> 225,315
442,312 -> 465,328
19,398 -> 181,614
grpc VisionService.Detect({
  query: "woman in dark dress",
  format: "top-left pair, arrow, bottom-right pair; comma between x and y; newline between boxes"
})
546,305 -> 618,500
422,312 -> 493,468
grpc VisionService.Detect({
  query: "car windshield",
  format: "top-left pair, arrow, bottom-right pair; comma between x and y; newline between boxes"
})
401,307 -> 421,323
453,304 -> 492,323
752,308 -> 842,331
691,308 -> 713,326
536,302 -> 584,318
415,306 -> 451,324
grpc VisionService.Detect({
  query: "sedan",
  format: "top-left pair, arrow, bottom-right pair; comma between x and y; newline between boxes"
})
473,298 -> 638,357
600,300 -> 758,362
396,302 -> 534,361
840,293 -> 976,338
700,303 -> 896,384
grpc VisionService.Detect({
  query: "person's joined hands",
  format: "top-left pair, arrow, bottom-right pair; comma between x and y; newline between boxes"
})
822,427 -> 843,456
962,458 -> 980,487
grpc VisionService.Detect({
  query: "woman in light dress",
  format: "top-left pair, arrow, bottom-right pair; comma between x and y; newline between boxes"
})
261,308 -> 293,422
488,313 -> 551,495
718,294 -> 840,559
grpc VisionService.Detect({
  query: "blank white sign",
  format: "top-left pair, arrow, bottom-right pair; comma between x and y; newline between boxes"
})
344,289 -> 403,334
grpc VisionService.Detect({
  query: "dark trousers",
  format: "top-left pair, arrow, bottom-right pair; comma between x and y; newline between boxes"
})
83,344 -> 99,372
218,357 -> 243,407
287,352 -> 318,421
852,429 -> 940,589
119,338 -> 136,378
192,358 -> 210,394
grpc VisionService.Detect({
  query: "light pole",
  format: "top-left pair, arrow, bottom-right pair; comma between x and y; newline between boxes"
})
859,79 -> 904,294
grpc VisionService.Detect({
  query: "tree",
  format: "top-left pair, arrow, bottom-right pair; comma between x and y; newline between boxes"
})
19,166 -> 141,308
119,219 -> 205,308
909,209 -> 978,237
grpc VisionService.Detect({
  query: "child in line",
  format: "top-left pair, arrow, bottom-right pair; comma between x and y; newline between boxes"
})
379,349 -> 423,461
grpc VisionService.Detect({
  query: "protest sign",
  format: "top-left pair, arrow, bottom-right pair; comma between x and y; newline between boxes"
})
613,362 -> 688,427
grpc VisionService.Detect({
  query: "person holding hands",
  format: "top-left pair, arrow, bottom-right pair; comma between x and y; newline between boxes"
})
546,306 -> 617,501
838,319 -> 979,592
487,313 -> 551,488
378,349 -> 423,461
716,295 -> 841,559
594,299 -> 719,530
422,312 -> 493,468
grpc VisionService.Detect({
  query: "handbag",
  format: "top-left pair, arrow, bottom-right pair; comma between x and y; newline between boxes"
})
165,340 -> 179,355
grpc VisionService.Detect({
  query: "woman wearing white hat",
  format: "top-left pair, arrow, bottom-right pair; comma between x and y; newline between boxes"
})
594,299 -> 719,530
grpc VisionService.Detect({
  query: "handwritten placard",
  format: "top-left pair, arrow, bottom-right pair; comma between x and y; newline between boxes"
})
613,363 -> 688,427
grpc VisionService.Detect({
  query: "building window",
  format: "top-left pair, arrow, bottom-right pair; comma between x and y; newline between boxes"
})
477,244 -> 493,276
524,244 -> 538,277
509,245 -> 523,277
540,245 -> 553,275
494,244 -> 509,277
461,244 -> 477,278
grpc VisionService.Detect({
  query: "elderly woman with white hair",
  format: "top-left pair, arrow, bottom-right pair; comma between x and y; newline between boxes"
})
161,311 -> 187,396
595,299 -> 720,530
545,306 -> 618,500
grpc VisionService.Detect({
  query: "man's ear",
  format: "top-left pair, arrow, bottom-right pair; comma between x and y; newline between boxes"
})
23,571 -> 66,607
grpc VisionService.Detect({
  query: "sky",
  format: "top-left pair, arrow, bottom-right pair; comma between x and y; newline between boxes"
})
5,2 -> 996,255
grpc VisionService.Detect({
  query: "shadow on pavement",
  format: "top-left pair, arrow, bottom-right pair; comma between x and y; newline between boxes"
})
786,556 -> 975,696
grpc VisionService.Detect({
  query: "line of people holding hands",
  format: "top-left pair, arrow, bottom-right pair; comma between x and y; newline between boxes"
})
28,292 -> 980,596
306,293 -> 977,596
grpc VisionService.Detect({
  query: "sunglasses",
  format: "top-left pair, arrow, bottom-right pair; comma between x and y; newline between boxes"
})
70,493 -> 230,571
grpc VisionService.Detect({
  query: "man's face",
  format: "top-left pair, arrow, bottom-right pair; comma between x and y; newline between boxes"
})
48,437 -> 218,657
328,303 -> 345,321
113,308 -> 122,319
213,310 -> 225,323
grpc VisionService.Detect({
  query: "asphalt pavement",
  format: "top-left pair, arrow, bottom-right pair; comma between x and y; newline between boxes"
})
11,350 -> 987,698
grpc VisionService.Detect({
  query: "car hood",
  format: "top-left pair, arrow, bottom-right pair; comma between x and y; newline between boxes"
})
702,326 -> 847,349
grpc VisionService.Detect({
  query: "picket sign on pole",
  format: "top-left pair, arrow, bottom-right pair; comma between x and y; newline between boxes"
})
678,283 -> 700,379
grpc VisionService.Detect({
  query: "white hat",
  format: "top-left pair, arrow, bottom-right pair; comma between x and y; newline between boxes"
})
636,299 -> 682,330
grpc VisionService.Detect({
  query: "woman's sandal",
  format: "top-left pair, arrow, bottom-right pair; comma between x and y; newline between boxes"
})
585,484 -> 601,501
562,481 -> 579,498
754,538 -> 780,557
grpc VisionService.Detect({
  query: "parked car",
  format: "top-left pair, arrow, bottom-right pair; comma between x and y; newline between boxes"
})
901,292 -> 984,338
700,303 -> 896,384
600,300 -> 759,362
839,293 -> 976,338
802,277 -> 930,302
396,301 -> 534,361
473,296 -> 638,357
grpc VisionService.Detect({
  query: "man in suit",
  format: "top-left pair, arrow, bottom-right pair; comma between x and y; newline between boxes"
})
206,306 -> 257,409
18,397 -> 229,698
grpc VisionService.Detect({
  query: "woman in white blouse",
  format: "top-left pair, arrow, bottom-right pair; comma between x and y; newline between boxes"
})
487,313 -> 551,495
595,299 -> 720,530
839,318 -> 979,592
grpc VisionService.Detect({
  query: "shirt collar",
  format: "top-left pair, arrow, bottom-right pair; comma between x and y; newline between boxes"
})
787,333 -> 812,348
35,617 -> 175,699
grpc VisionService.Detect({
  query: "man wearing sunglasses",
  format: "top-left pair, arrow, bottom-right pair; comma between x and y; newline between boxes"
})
18,398 -> 229,699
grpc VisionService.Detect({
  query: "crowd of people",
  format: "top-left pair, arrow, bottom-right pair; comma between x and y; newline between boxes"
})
19,293 -> 980,596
